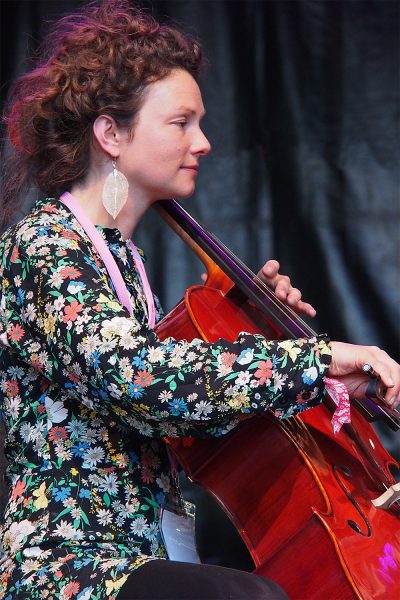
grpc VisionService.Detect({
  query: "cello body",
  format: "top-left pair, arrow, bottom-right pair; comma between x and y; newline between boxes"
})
154,201 -> 400,600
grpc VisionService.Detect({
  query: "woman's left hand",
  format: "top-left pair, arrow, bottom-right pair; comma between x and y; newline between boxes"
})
257,260 -> 316,318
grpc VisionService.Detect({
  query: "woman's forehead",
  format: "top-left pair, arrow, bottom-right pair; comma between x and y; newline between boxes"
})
140,70 -> 205,115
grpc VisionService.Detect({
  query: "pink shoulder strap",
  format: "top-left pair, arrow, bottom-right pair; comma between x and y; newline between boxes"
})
59,192 -> 155,327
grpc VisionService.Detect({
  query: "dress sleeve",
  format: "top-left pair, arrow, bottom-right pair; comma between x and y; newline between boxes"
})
0,228 -> 332,438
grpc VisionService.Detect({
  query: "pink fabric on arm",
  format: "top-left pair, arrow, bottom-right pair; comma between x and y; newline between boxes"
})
324,377 -> 351,434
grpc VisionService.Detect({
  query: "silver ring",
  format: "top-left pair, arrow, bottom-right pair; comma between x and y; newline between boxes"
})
362,363 -> 378,378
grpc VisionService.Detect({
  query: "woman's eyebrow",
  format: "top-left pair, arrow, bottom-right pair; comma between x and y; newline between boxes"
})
175,106 -> 206,118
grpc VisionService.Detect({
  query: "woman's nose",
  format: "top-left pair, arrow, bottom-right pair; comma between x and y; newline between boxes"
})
193,128 -> 212,157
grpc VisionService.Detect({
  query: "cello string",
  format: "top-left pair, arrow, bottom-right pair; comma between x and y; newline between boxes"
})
206,231 -> 316,337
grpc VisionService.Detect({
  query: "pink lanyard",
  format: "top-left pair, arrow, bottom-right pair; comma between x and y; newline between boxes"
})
60,192 -> 156,328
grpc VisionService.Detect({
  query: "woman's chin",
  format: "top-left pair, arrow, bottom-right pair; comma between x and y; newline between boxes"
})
151,192 -> 193,204
174,185 -> 196,200
151,184 -> 196,203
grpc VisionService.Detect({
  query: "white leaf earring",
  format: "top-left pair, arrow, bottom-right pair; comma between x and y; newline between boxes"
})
102,159 -> 129,219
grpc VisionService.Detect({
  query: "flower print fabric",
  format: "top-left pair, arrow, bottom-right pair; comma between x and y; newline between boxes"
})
0,198 -> 332,598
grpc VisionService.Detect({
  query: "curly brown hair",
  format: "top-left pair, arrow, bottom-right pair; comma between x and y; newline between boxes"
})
1,0 -> 203,227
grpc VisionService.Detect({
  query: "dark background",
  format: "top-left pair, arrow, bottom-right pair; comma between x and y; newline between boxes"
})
1,0 -> 399,559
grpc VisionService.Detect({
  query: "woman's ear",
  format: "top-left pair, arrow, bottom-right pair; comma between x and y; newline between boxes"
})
92,115 -> 121,157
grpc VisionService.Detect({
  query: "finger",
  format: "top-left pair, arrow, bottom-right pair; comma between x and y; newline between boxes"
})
286,297 -> 316,317
273,276 -> 291,299
275,282 -> 316,317
286,287 -> 302,305
383,376 -> 400,408
261,260 -> 280,278
384,384 -> 400,409
387,395 -> 400,409
200,272 -> 207,283
293,301 -> 317,318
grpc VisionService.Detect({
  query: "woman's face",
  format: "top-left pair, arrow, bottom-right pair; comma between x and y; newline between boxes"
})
118,68 -> 211,204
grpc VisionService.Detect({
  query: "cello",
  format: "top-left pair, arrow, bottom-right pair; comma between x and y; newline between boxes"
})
154,199 -> 400,600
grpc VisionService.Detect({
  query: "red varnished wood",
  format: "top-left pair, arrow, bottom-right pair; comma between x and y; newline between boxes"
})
156,274 -> 400,600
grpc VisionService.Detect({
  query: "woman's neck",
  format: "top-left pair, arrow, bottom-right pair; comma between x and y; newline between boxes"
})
69,179 -> 151,241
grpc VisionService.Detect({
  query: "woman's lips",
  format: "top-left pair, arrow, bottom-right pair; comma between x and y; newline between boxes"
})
181,165 -> 199,174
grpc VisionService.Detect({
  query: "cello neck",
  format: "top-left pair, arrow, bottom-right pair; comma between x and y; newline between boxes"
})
155,199 -> 315,339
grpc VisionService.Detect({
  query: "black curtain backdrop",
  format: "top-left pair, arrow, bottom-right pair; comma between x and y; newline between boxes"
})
0,0 -> 399,562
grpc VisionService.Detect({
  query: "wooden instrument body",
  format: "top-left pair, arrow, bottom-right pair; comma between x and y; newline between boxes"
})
156,275 -> 400,600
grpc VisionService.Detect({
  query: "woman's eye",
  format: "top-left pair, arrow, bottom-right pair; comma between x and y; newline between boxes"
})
174,121 -> 187,128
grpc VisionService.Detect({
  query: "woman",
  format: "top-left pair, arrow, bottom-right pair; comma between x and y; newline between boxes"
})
0,1 -> 399,599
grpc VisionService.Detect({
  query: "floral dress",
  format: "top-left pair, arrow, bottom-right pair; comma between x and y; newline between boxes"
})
0,198 -> 331,599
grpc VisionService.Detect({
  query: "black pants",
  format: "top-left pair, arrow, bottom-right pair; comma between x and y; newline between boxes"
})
118,560 -> 289,600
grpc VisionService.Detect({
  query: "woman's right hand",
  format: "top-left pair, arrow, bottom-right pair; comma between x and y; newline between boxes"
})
328,341 -> 400,408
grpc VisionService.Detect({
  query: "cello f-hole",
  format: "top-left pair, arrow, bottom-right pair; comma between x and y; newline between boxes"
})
333,464 -> 372,537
